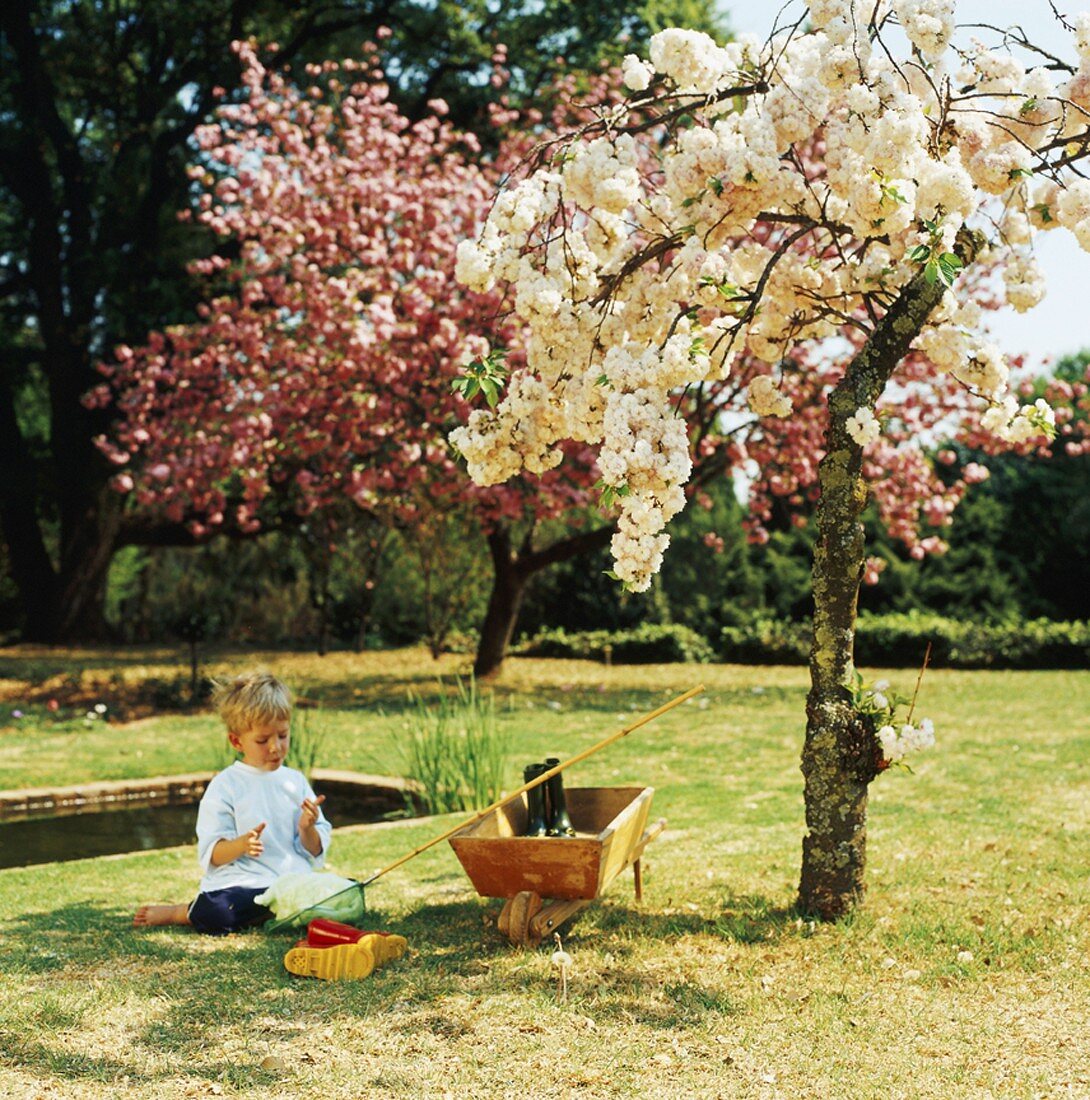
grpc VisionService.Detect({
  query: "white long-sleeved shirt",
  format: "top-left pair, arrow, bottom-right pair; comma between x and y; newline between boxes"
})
196,761 -> 331,892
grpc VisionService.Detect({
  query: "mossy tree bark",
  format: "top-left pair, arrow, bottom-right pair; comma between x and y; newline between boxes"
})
798,233 -> 981,919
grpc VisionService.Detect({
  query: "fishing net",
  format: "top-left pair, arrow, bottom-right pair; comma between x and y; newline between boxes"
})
257,872 -> 365,931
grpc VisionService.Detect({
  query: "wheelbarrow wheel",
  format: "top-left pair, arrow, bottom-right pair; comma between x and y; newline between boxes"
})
497,891 -> 543,947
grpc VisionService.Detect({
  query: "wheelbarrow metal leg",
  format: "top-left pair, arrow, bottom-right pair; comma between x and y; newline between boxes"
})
630,818 -> 665,902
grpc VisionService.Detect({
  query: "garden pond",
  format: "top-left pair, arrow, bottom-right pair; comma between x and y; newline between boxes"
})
0,778 -> 416,870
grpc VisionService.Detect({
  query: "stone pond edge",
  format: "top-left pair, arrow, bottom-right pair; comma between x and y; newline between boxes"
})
0,768 -> 422,820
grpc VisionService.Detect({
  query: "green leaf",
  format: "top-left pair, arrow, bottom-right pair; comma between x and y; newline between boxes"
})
603,570 -> 621,581
907,244 -> 932,264
936,252 -> 963,287
451,348 -> 509,406
480,377 -> 500,407
708,176 -> 724,196
451,376 -> 480,401
924,258 -> 939,285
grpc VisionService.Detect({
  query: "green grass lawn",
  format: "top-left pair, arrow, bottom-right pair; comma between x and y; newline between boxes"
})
1,647 -> 1088,1098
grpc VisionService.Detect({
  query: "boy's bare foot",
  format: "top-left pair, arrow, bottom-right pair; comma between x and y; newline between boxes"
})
133,903 -> 191,928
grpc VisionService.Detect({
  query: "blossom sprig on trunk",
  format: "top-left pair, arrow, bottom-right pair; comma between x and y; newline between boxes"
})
852,675 -> 936,771
452,7 -> 1090,591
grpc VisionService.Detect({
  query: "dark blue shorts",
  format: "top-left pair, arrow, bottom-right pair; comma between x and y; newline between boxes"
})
188,886 -> 272,935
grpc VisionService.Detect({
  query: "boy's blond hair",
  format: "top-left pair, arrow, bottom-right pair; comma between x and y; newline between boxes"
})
210,670 -> 292,733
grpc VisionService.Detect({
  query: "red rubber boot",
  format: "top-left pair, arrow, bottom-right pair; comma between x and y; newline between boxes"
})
305,918 -> 399,946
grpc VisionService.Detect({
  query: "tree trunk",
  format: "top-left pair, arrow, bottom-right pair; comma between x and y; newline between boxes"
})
798,235 -> 981,919
473,522 -> 615,679
474,530 -> 530,679
55,486 -> 123,640
0,373 -> 120,640
189,639 -> 201,701
0,377 -> 60,639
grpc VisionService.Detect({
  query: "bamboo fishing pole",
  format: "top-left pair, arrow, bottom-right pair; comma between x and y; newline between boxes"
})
362,681 -> 706,886
267,683 -> 704,929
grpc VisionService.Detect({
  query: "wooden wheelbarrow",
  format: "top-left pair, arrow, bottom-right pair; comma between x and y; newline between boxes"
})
449,786 -> 665,947
265,686 -> 701,933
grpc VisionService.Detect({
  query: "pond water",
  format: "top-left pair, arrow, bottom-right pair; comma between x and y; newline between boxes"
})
0,794 -> 411,870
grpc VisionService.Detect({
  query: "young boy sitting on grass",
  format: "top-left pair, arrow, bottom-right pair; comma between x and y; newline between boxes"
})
133,670 -> 331,935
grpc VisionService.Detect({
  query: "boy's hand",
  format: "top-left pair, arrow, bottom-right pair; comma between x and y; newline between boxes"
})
210,822 -> 266,867
299,795 -> 326,832
242,821 -> 266,857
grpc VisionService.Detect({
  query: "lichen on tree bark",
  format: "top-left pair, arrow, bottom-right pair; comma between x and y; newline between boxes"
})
798,231 -> 982,920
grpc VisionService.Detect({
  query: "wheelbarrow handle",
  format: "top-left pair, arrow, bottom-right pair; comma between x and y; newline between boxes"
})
361,683 -> 705,887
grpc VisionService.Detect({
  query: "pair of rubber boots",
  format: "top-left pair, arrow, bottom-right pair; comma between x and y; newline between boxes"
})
283,918 -> 408,981
523,758 -> 576,837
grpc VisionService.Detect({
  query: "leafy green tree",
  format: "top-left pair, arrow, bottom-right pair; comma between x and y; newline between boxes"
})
863,445 -> 1090,622
367,0 -> 727,129
0,0 -> 725,642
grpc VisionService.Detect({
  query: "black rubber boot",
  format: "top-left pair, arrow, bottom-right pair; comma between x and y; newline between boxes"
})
523,763 -> 549,836
543,757 -> 576,837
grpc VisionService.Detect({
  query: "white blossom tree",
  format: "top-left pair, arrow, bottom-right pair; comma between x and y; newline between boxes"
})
451,1 -> 1090,918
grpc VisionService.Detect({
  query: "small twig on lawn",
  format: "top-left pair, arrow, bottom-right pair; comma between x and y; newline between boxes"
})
906,641 -> 933,725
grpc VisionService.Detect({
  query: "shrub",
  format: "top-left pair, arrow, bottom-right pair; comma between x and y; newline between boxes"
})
712,612 -> 1090,669
854,613 -> 1090,669
853,612 -> 958,667
517,623 -> 714,664
289,706 -> 327,779
718,618 -> 810,665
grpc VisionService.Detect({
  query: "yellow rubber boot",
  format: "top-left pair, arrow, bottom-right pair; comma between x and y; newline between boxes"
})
283,933 -> 408,980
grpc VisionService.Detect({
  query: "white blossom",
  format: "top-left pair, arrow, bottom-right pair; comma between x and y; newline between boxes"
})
747,375 -> 793,418
622,54 -> 655,92
846,407 -> 881,446
449,6 -> 1089,591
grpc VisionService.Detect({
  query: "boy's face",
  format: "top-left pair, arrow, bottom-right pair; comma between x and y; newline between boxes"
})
229,718 -> 290,771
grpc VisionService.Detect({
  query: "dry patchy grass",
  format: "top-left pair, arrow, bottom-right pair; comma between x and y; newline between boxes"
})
0,647 -> 1088,1098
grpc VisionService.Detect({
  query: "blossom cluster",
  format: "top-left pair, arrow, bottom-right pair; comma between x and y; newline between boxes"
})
855,677 -> 937,767
94,42 -> 605,543
876,717 -> 937,763
453,5 -> 1085,589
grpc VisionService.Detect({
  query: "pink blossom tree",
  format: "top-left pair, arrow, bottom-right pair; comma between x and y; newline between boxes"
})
452,6 -> 1090,917
92,40 -> 607,676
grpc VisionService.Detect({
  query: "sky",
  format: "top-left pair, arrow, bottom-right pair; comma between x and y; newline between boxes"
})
714,0 -> 1090,367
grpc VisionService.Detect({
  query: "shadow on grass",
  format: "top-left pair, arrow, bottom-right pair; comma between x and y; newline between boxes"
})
494,684 -> 806,715
587,891 -> 798,946
0,900 -> 396,1088
0,902 -> 193,975
0,1031 -> 291,1095
0,890 -> 800,1084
